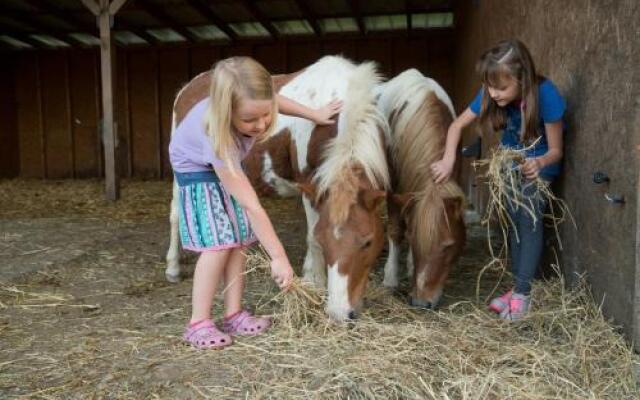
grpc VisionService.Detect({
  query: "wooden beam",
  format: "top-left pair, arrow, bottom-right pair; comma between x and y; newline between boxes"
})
240,0 -> 279,39
135,0 -> 198,42
80,0 -> 100,16
185,0 -> 238,41
98,0 -> 119,199
112,27 -> 158,45
26,0 -> 98,33
346,0 -> 365,35
0,32 -> 46,49
0,11 -> 76,48
109,0 -> 128,15
293,0 -> 322,36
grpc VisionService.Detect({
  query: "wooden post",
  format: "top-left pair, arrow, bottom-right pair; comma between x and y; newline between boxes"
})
81,0 -> 126,200
99,0 -> 118,199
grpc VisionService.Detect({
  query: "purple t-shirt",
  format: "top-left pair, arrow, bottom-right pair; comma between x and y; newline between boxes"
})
169,98 -> 256,173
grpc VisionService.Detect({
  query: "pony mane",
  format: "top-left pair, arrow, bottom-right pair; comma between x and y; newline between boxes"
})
379,69 -> 464,254
313,61 -> 390,225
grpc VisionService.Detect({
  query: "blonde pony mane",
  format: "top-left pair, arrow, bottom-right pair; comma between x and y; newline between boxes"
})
379,69 -> 464,254
312,61 -> 390,225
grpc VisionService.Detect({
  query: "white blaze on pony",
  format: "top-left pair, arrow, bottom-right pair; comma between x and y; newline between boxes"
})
166,56 -> 389,321
377,69 -> 466,309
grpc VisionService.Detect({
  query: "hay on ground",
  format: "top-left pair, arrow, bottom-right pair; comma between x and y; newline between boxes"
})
0,179 -> 637,399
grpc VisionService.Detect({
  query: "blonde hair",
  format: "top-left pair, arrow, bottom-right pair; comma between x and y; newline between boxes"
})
205,57 -> 278,173
476,39 -> 541,143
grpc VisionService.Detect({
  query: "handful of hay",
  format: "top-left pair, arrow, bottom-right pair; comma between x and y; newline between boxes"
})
472,144 -> 575,299
244,248 -> 327,329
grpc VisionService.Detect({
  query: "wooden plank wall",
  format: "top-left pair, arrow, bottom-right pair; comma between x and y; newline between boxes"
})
9,32 -> 454,179
0,55 -> 19,178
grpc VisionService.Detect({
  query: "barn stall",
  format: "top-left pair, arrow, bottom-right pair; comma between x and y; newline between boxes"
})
0,0 -> 639,398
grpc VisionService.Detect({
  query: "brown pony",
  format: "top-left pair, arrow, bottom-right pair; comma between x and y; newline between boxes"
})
377,69 -> 466,309
166,56 -> 389,321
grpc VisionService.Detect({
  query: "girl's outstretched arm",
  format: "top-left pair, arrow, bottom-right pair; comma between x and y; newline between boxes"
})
431,107 -> 478,184
277,94 -> 343,125
215,166 -> 294,289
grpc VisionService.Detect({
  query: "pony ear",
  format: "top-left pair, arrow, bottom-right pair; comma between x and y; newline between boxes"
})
361,189 -> 386,211
390,193 -> 413,209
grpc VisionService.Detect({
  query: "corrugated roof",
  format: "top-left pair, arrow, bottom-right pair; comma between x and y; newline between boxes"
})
273,19 -> 314,36
0,0 -> 454,50
229,22 -> 271,38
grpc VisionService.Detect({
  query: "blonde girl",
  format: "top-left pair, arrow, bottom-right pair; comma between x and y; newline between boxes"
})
431,39 -> 566,320
169,57 -> 342,348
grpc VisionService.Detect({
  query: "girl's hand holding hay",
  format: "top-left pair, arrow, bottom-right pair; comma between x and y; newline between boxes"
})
270,255 -> 294,290
521,157 -> 542,179
249,249 -> 326,328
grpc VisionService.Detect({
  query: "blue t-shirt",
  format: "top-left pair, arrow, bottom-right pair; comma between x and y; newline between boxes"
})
469,79 -> 566,178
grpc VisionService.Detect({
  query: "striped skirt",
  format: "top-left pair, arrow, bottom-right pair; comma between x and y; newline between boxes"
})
175,171 -> 257,252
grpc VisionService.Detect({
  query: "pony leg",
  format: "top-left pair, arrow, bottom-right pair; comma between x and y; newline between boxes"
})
406,248 -> 414,279
301,197 -> 326,288
383,238 -> 400,288
383,199 -> 404,288
165,180 -> 182,283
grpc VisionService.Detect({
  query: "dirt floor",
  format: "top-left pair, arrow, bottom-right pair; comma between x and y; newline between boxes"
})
1,179 -> 638,399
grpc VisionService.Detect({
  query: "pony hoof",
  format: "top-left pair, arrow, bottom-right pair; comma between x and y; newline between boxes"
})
409,297 -> 435,310
382,278 -> 398,288
165,272 -> 182,283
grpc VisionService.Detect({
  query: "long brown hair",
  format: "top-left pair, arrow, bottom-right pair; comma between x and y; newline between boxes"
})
476,39 -> 540,143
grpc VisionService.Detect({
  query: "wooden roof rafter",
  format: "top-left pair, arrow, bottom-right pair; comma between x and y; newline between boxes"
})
25,0 -> 98,35
346,0 -> 366,35
135,0 -> 199,42
0,0 -> 456,50
0,31 -> 45,49
185,0 -> 238,41
78,0 -> 156,44
292,0 -> 321,36
239,0 -> 280,39
0,10 -> 74,48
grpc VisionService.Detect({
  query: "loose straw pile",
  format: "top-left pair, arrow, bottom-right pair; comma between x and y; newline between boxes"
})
472,142 -> 575,300
2,179 -> 638,399
244,247 -> 327,329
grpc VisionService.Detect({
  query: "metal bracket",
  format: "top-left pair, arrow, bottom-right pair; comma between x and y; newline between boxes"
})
593,171 -> 625,205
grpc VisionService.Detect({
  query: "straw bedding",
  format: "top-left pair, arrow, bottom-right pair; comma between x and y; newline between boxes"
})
0,179 -> 637,399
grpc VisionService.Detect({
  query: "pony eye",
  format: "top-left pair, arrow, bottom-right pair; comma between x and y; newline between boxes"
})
361,240 -> 372,250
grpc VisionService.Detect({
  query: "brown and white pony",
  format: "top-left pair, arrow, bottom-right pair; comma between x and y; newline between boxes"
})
376,69 -> 466,309
166,56 -> 389,321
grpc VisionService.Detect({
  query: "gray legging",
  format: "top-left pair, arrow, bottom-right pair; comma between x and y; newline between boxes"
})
506,180 -> 549,295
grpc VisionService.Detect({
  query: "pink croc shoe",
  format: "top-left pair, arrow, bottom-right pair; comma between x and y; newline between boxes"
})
223,310 -> 272,336
499,293 -> 531,321
488,289 -> 513,314
183,320 -> 232,349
